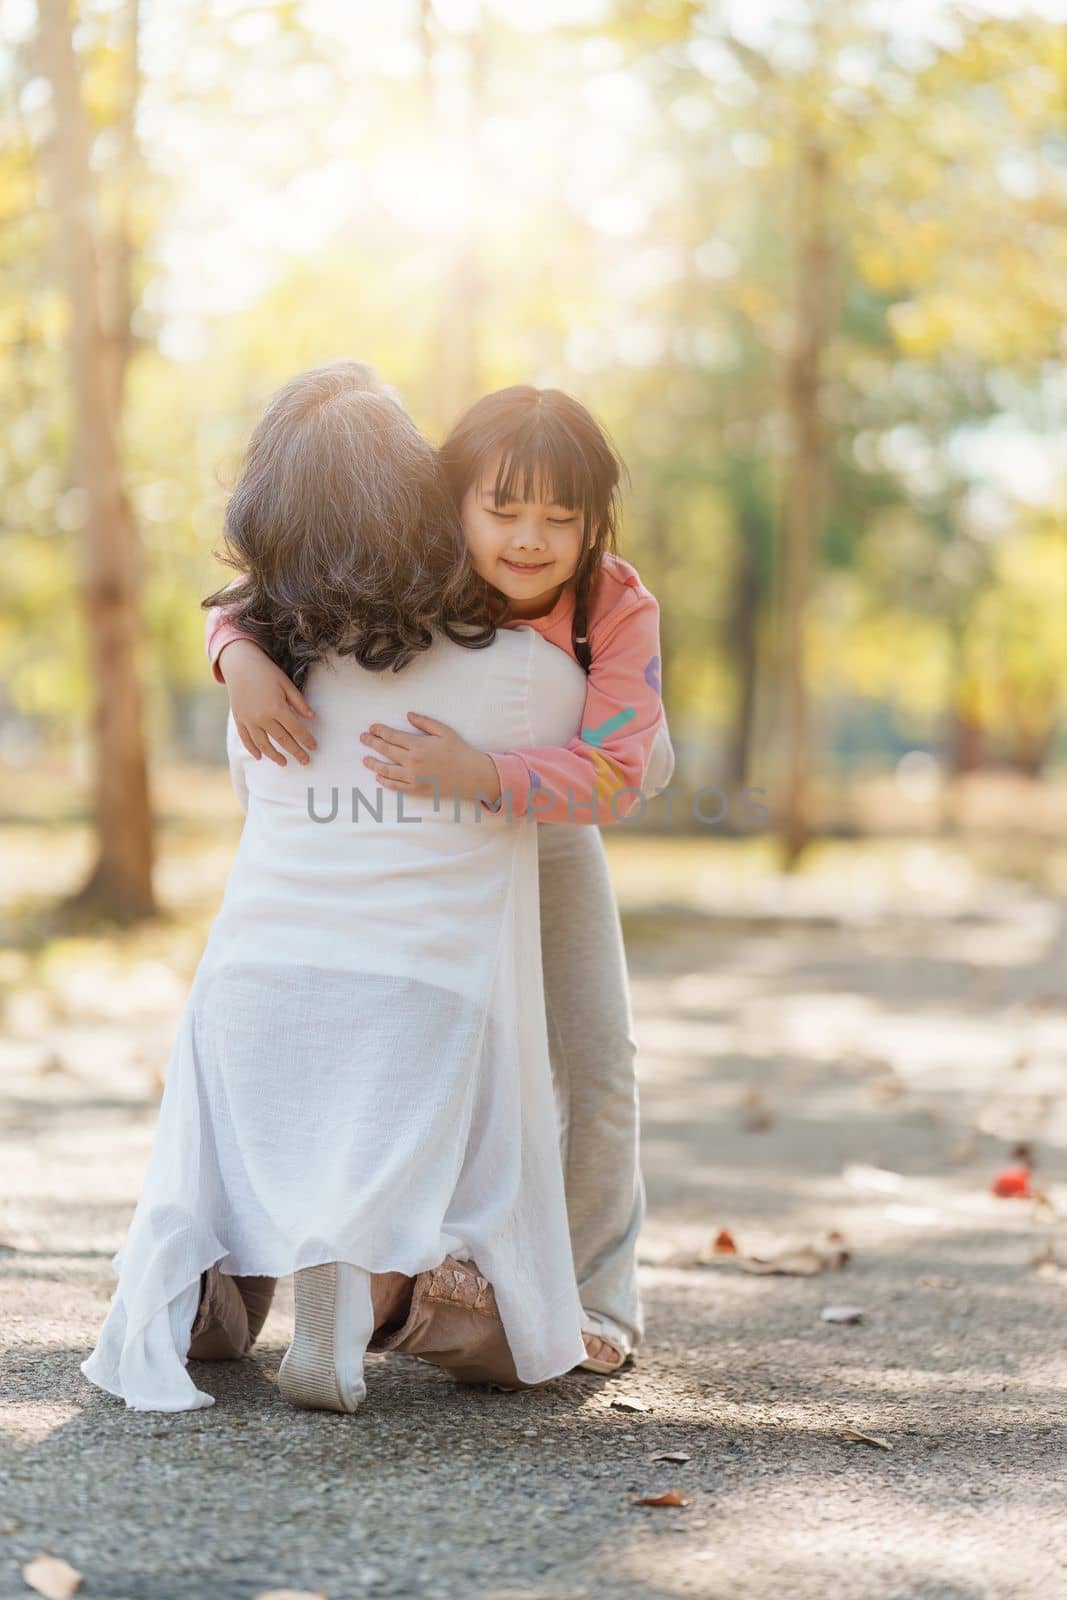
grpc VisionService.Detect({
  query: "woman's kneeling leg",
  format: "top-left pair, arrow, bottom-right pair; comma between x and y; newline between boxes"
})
371,1257 -> 531,1389
188,1269 -> 277,1361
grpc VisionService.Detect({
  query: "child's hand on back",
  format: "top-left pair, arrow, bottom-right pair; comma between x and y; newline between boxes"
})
219,640 -> 317,767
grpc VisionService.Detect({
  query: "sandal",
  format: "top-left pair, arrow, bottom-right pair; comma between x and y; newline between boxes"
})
579,1310 -> 635,1375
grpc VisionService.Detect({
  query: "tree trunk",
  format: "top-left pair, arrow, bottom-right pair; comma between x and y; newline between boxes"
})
1008,715 -> 1057,779
35,0 -> 155,922
779,123 -> 833,870
725,496 -> 762,790
950,710 -> 984,776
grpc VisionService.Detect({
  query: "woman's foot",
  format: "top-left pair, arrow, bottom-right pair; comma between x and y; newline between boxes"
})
278,1262 -> 375,1413
583,1332 -> 624,1369
578,1311 -> 634,1374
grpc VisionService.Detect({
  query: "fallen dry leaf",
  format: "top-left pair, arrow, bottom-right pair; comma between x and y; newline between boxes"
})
1033,1242 -> 1062,1280
1032,1186 -> 1059,1223
821,1305 -> 864,1324
611,1396 -> 650,1413
840,1428 -> 892,1451
690,1228 -> 850,1276
673,1228 -> 849,1275
918,1273 -> 960,1290
254,1592 -> 327,1599
739,1247 -> 826,1276
738,1239 -> 850,1276
634,1489 -> 688,1507
650,1451 -> 691,1463
21,1555 -> 83,1600
739,1089 -> 773,1132
1027,993 -> 1062,1013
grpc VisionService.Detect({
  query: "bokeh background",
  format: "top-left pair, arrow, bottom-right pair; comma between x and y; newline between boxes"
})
1,0 -> 1066,926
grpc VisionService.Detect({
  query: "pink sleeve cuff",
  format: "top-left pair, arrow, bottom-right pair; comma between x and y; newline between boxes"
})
486,752 -> 532,817
206,613 -> 250,684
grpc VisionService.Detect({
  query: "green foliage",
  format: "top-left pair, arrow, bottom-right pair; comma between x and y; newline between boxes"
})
3,0 -> 1065,773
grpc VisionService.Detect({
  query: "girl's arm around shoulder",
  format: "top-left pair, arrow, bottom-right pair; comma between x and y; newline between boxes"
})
488,573 -> 668,825
203,580 -> 317,767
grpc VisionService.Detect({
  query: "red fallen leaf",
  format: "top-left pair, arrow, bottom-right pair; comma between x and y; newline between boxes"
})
990,1165 -> 1032,1199
712,1228 -> 738,1256
634,1489 -> 688,1507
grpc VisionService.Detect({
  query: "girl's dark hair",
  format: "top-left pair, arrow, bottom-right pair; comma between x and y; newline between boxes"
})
202,361 -> 495,685
438,386 -> 624,671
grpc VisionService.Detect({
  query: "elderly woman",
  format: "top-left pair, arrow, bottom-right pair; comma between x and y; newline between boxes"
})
82,365 -> 587,1412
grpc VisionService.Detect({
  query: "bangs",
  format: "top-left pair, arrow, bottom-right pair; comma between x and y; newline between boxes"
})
474,417 -> 606,526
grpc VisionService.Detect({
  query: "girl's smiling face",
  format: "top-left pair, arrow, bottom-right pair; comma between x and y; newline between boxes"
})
461,456 -> 584,620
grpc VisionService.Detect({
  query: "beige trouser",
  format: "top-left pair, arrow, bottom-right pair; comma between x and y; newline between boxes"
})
537,822 -> 643,1349
190,821 -> 644,1374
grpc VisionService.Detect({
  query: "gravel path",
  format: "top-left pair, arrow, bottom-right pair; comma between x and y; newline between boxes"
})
2,869 -> 1066,1600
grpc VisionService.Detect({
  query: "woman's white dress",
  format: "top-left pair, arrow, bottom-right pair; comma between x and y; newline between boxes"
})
83,626 -> 589,1410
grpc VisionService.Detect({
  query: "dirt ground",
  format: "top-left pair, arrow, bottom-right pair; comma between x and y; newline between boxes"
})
1,823 -> 1066,1600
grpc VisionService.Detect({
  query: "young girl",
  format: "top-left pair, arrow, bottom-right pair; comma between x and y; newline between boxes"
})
208,384 -> 674,1372
83,364 -> 590,1412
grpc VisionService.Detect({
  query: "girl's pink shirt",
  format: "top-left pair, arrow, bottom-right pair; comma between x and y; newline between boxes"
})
205,552 -> 666,825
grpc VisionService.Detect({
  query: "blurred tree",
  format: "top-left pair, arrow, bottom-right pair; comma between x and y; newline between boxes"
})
33,0 -> 155,920
2,0 -> 1064,856
779,109 -> 835,867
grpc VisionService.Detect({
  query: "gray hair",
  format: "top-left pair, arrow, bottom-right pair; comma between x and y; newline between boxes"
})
203,362 -> 496,683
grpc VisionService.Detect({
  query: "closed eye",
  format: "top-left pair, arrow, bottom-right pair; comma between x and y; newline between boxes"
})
486,508 -> 518,521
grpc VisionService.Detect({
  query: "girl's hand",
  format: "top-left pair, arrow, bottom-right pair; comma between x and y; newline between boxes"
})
218,639 -> 317,767
360,714 -> 501,805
